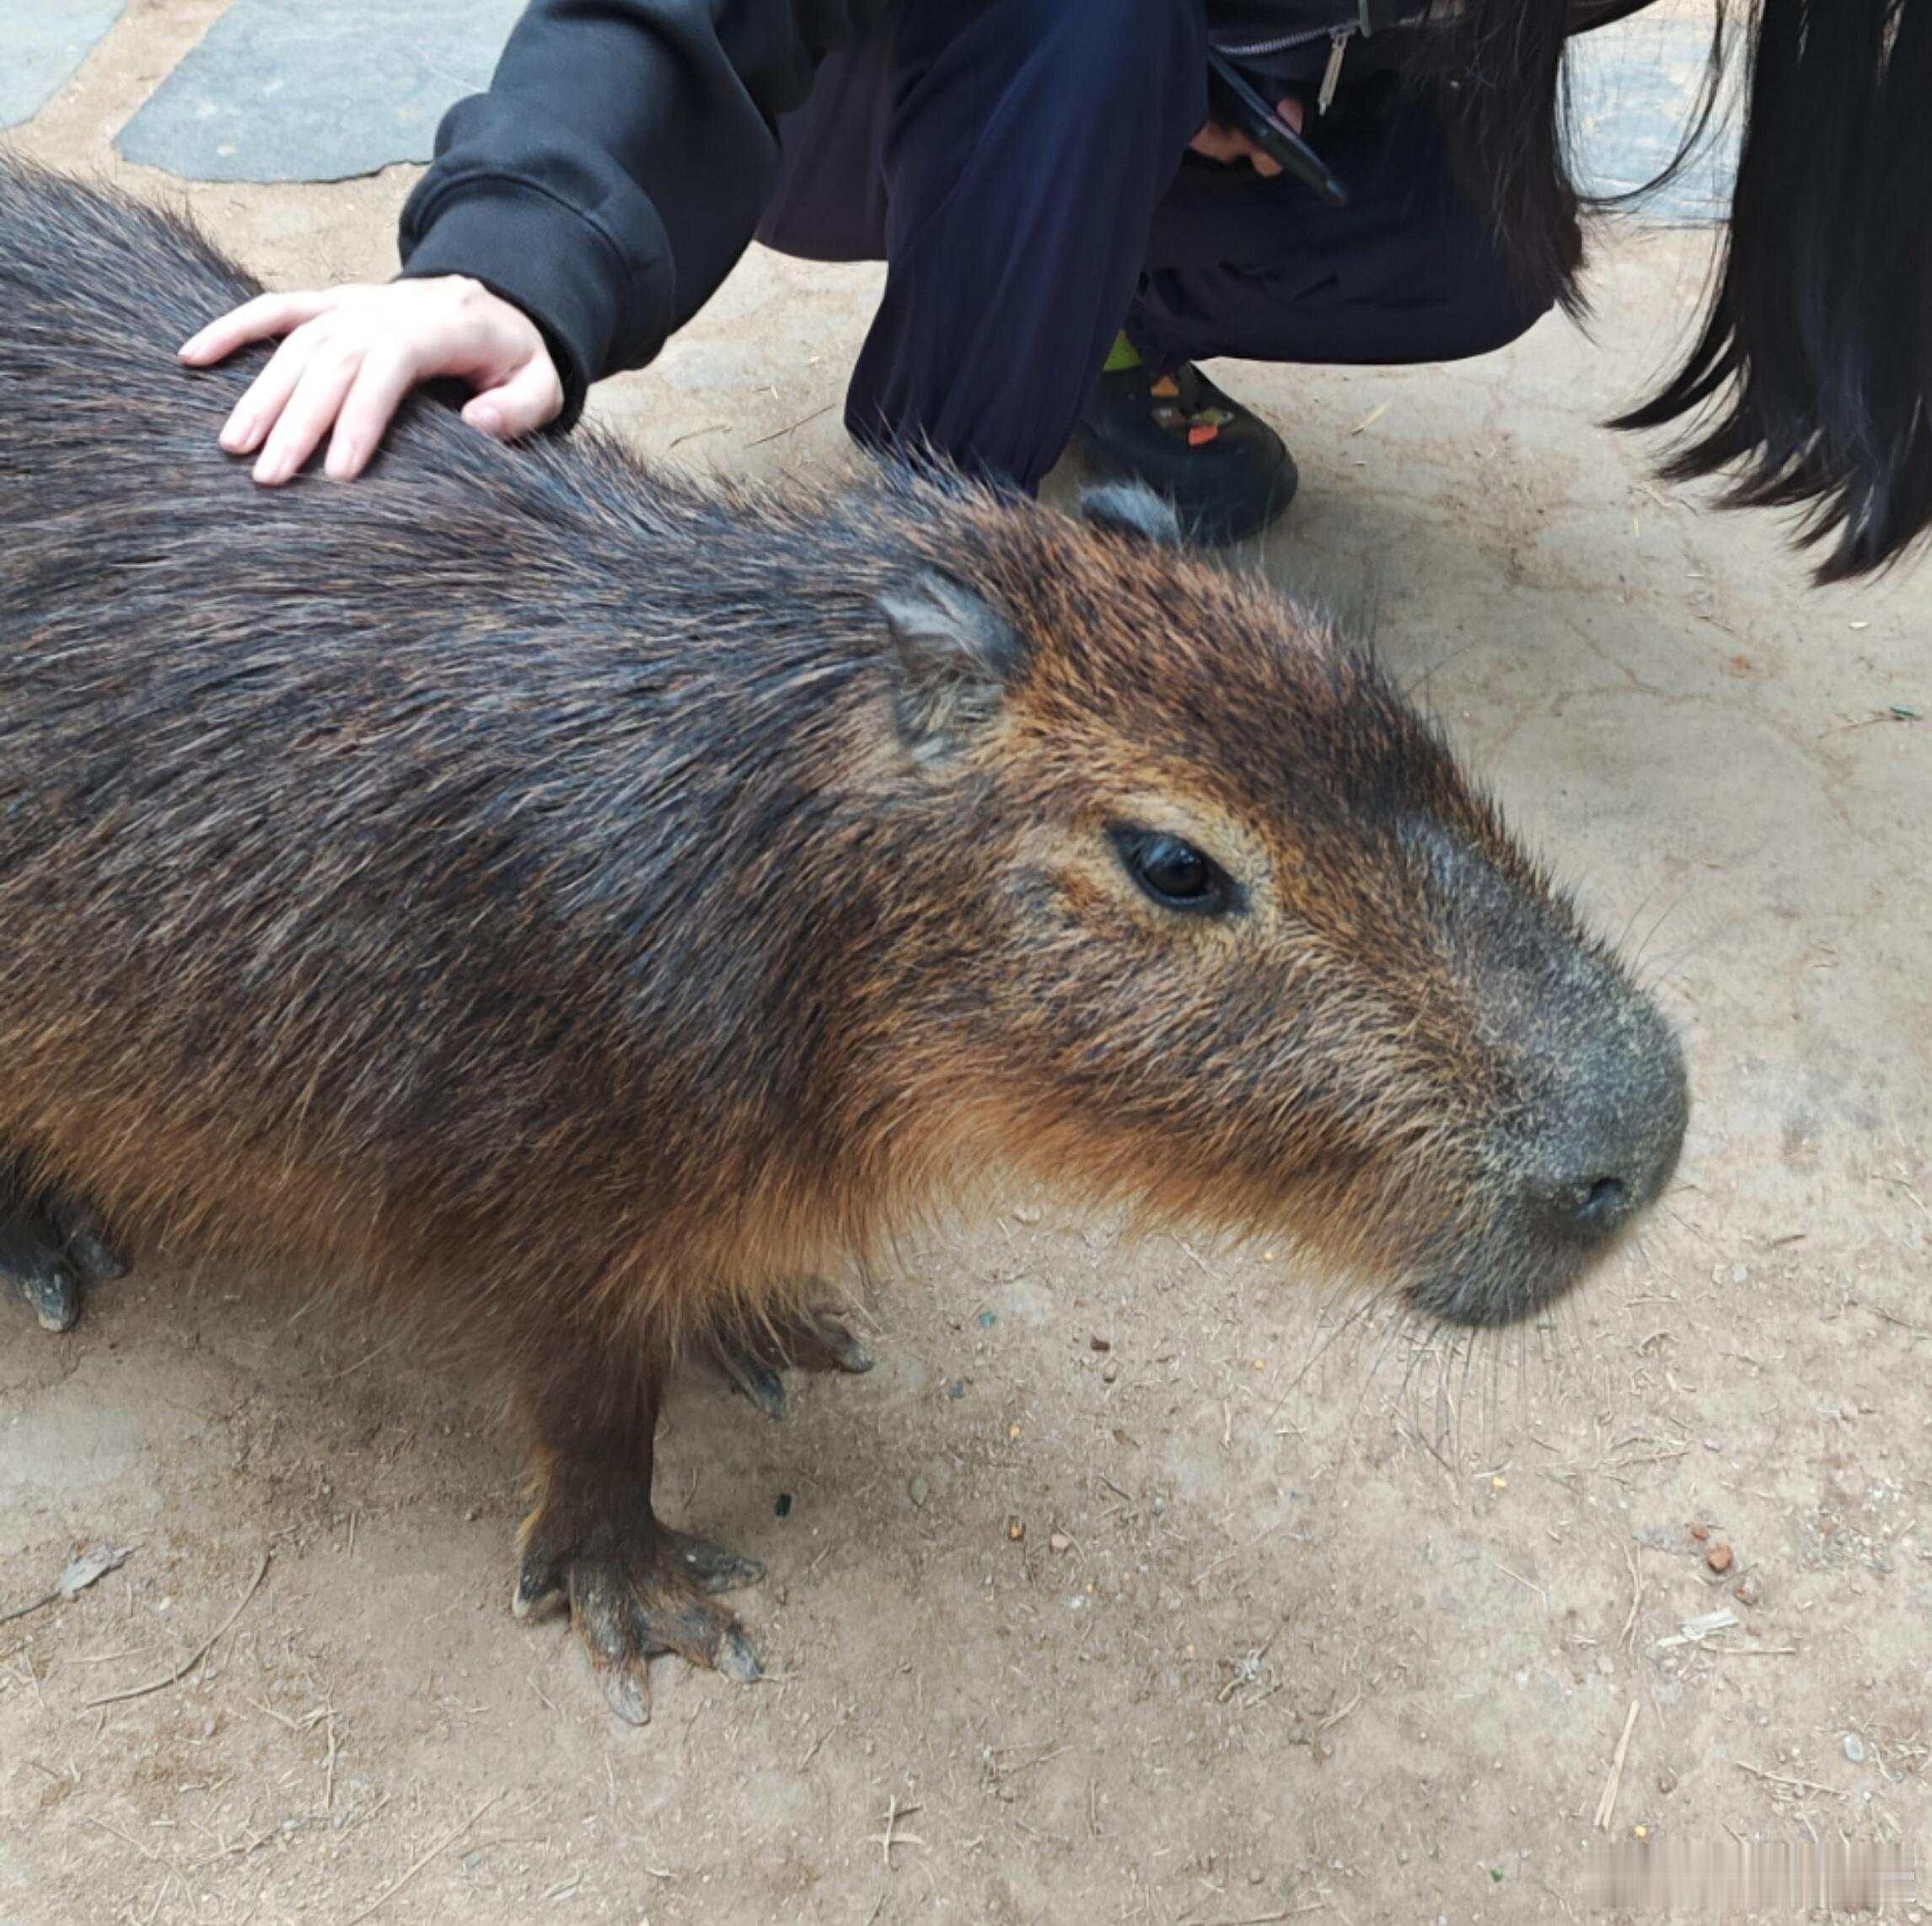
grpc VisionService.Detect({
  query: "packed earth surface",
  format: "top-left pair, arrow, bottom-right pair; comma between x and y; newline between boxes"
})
3,4 -> 1929,1923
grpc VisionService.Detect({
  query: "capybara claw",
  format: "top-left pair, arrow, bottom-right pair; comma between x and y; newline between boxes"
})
600,1663 -> 652,1727
716,1624 -> 762,1684
711,1305 -> 875,1418
668,1529 -> 763,1595
513,1555 -> 565,1620
716,1346 -> 789,1419
795,1309 -> 873,1376
53,1211 -> 126,1285
561,1531 -> 763,1723
15,1261 -> 79,1333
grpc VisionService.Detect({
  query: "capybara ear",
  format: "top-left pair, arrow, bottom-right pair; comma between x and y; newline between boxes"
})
877,570 -> 1025,759
1078,482 -> 1183,547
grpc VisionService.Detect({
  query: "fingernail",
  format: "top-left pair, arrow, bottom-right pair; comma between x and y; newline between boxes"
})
220,416 -> 252,451
253,453 -> 285,486
325,443 -> 357,480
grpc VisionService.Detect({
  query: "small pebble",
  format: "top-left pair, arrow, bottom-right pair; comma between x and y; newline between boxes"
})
1656,1770 -> 1677,1794
908,1476 -> 928,1508
1844,1734 -> 1866,1764
1102,1360 -> 1119,1383
1089,1333 -> 1111,1352
1250,1870 -> 1266,1886
1006,1516 -> 1025,1542
1049,1532 -> 1071,1553
997,1783 -> 1017,1802
1689,1523 -> 1709,1542
1706,1544 -> 1734,1574
947,1378 -> 966,1399
1731,1572 -> 1762,1607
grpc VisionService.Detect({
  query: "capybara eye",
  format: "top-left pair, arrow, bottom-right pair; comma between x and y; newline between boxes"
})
1108,826 -> 1240,916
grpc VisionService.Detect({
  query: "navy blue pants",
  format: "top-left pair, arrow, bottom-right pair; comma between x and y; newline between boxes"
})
754,0 -> 1554,491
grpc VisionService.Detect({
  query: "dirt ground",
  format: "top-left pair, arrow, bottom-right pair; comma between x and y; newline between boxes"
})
4,8 -> 1930,1925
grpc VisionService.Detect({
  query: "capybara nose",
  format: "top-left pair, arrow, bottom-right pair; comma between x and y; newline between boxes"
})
1523,1011 -> 1688,1252
1414,993 -> 1689,1331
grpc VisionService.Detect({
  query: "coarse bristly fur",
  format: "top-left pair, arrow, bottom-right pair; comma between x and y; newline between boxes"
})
0,159 -> 1686,1719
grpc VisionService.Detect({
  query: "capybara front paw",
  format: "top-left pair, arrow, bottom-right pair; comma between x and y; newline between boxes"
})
0,1172 -> 126,1333
4,1244 -> 79,1333
515,1500 -> 762,1725
710,1304 -> 875,1418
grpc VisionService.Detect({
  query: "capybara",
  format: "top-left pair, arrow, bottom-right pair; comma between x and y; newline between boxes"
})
0,162 -> 1685,1722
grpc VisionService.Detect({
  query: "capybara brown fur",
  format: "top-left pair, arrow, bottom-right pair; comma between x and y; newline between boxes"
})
0,162 -> 1685,1721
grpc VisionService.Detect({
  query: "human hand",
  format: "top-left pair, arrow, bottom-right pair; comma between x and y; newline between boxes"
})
1188,93 -> 1307,176
178,275 -> 565,486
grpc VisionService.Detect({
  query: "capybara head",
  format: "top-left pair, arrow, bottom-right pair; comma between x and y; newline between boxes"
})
846,480 -> 1686,1328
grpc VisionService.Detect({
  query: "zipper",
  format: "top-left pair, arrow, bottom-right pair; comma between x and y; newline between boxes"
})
1206,20 -> 1355,113
1210,23 -> 1340,60
1317,26 -> 1350,114
1211,3 -> 1434,62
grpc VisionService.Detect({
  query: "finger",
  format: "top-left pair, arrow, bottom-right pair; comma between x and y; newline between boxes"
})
324,345 -> 421,480
463,351 -> 565,443
1251,151 -> 1284,178
179,289 -> 338,365
219,328 -> 322,455
1275,94 -> 1306,135
253,350 -> 362,487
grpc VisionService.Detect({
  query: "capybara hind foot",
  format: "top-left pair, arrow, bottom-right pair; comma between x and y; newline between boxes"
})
516,1490 -> 762,1725
0,1170 -> 126,1333
514,1360 -> 764,1722
710,1306 -> 875,1419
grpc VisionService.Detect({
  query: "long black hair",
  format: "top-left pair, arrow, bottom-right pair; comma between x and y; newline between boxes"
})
1412,0 -> 1932,584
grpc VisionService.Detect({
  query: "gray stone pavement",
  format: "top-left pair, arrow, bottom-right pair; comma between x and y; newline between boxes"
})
11,0 -> 1736,217
0,0 -> 126,130
114,0 -> 523,183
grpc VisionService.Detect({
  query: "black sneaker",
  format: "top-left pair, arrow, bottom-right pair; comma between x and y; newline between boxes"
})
1072,360 -> 1297,545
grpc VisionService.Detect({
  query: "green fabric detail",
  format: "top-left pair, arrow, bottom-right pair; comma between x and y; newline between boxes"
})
1102,331 -> 1143,374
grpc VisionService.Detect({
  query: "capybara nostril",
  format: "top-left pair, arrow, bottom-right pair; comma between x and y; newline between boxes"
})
1575,1175 -> 1629,1226
1528,1170 -> 1637,1242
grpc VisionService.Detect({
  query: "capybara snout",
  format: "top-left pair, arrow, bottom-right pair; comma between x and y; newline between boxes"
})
1391,817 -> 1688,1324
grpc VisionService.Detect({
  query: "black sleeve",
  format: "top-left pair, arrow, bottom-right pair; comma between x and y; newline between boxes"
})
396,0 -> 883,431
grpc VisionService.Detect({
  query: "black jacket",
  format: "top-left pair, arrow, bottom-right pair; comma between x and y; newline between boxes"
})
397,0 -> 1661,430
